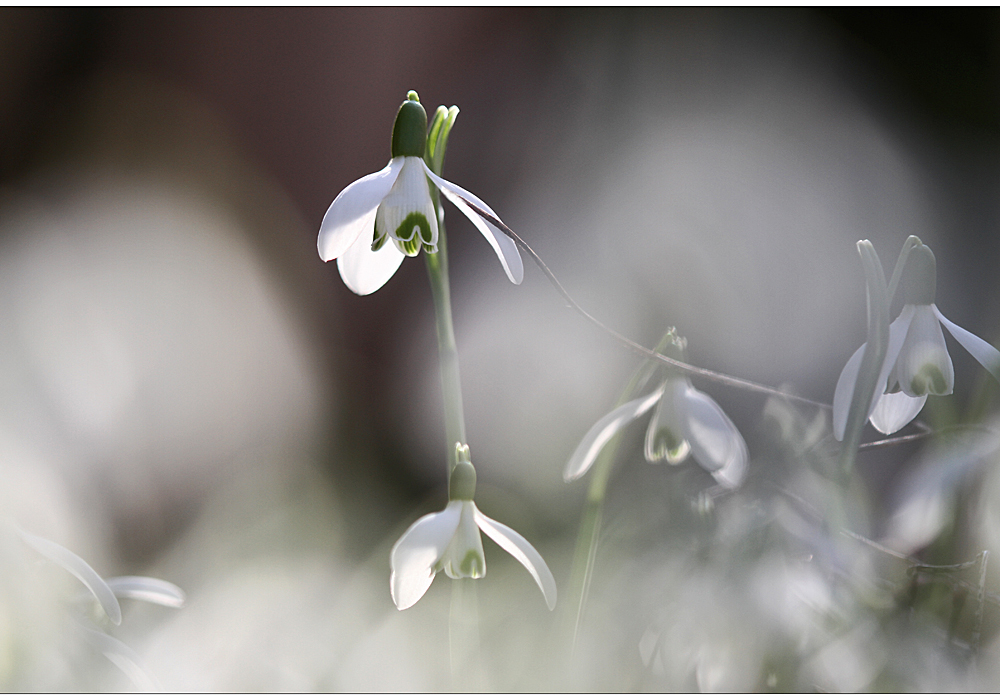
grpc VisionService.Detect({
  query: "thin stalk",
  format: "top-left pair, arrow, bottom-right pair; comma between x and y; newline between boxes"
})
449,577 -> 484,690
425,229 -> 466,481
424,152 -> 479,686
457,197 -> 829,410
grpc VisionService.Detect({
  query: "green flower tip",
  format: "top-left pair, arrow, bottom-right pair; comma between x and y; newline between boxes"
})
391,93 -> 427,159
449,443 -> 477,501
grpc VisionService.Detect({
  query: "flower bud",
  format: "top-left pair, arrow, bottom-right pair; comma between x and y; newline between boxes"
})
391,92 -> 427,159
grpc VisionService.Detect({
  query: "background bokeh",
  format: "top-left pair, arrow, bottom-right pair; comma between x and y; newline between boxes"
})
2,8 -> 1000,691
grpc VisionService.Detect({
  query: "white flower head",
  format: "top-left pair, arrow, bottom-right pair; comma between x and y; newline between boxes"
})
833,243 -> 1000,439
564,331 -> 748,489
317,91 -> 523,295
15,525 -> 185,691
389,445 -> 556,611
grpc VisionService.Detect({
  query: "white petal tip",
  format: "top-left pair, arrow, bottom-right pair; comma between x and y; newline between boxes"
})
105,576 -> 186,608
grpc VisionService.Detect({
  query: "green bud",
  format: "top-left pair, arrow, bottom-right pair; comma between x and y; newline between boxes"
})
425,104 -> 460,176
901,244 -> 937,306
449,444 -> 477,501
391,92 -> 427,159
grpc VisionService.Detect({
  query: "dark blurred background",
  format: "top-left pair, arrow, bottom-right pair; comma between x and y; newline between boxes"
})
3,9 -> 1000,690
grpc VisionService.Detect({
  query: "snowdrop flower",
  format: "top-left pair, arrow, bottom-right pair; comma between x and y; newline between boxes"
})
390,444 -> 556,611
318,91 -> 523,295
564,332 -> 748,489
16,525 -> 185,691
833,243 -> 1000,439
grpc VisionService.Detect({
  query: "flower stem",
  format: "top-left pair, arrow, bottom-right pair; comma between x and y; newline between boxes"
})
455,196 -> 830,410
449,577 -> 484,690
425,192 -> 479,688
425,227 -> 467,482
562,330 -> 675,652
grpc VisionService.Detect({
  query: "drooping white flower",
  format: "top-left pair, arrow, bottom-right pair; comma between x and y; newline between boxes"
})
389,446 -> 556,611
833,243 -> 1000,439
15,526 -> 185,691
317,92 -> 523,295
564,376 -> 748,489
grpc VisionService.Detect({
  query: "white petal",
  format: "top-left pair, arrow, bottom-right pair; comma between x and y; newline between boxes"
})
891,304 -> 954,396
832,306 -> 914,441
564,386 -> 665,482
935,304 -> 1000,384
336,223 -> 406,295
318,158 -> 403,261
17,528 -> 122,625
869,391 -> 927,435
676,381 -> 748,489
75,622 -> 161,692
881,306 -> 917,392
390,502 -> 462,611
422,163 -> 524,284
832,342 -> 865,442
473,506 -> 557,611
104,576 -> 186,608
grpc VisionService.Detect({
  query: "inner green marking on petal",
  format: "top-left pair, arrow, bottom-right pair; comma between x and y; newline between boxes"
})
371,230 -> 388,252
397,236 -> 421,256
648,427 -> 686,463
459,550 -> 485,579
394,212 -> 432,249
912,363 -> 948,395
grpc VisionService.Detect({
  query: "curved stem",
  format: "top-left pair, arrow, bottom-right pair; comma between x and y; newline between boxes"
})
458,198 -> 829,410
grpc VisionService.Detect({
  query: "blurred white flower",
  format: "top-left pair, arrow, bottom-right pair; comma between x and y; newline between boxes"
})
317,93 -> 522,295
564,376 -> 748,489
16,526 -> 184,691
833,244 -> 1000,439
389,499 -> 556,612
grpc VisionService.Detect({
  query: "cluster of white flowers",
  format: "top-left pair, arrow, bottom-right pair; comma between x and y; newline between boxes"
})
317,95 -> 999,630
